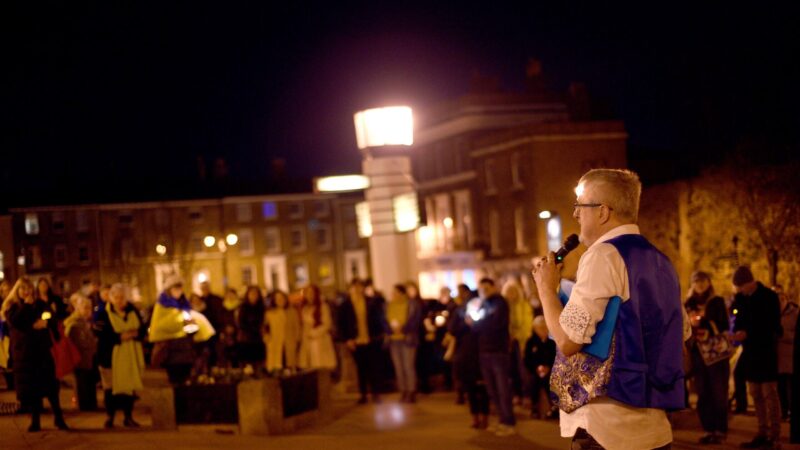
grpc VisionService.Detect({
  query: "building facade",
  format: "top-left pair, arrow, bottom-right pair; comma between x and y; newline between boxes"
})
411,86 -> 627,297
9,192 -> 368,302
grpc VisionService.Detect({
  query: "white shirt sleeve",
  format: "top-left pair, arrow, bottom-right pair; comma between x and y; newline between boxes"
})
559,243 -> 629,345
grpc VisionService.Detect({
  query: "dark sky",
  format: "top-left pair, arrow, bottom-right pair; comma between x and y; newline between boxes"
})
2,2 -> 799,209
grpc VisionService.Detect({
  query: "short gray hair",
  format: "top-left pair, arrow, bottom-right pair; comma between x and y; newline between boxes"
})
579,168 -> 642,222
109,283 -> 127,299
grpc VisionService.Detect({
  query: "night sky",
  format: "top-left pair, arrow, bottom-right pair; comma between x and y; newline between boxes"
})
3,3 -> 799,210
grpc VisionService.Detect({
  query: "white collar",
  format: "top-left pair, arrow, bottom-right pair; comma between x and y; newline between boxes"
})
590,223 -> 640,248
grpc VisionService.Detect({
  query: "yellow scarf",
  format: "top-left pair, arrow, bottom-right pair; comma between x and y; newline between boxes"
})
106,303 -> 145,395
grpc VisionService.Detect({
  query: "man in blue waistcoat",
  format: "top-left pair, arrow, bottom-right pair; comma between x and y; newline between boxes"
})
532,168 -> 687,450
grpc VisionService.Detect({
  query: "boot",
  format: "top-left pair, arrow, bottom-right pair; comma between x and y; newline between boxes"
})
103,389 -> 116,428
120,395 -> 140,428
49,393 -> 69,430
28,401 -> 41,432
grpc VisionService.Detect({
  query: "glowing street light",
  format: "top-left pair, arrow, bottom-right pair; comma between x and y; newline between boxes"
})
442,217 -> 454,229
203,236 -> 216,248
225,233 -> 239,246
538,210 -> 552,220
155,244 -> 167,256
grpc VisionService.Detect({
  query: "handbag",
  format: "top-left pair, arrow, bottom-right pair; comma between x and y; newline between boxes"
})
697,321 -> 734,366
50,327 -> 82,379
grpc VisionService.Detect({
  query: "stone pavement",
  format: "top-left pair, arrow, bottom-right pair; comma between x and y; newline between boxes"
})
2,385 -> 800,450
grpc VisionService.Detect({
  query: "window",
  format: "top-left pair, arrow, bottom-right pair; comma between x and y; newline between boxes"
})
241,265 -> 256,286
78,244 -> 90,265
314,200 -> 330,218
511,152 -> 524,189
121,238 -> 134,262
76,211 -> 89,233
514,207 -> 528,253
290,226 -> 306,252
188,208 -> 204,224
292,261 -> 309,288
318,258 -> 334,286
28,245 -> 42,269
288,202 -> 304,219
238,229 -> 254,256
25,213 -> 39,235
236,203 -> 253,222
264,227 -> 282,253
52,211 -> 65,234
262,201 -> 278,220
484,159 -> 497,194
489,210 -> 501,256
0,251 -> 4,280
118,211 -> 134,227
315,224 -> 332,250
434,194 -> 452,250
342,203 -> 356,220
54,245 -> 67,268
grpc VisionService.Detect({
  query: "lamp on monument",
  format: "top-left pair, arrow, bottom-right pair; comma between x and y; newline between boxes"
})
353,106 -> 414,151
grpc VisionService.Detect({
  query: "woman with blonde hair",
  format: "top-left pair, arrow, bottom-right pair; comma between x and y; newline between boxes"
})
2,277 -> 68,432
502,279 -> 533,404
65,294 -> 98,411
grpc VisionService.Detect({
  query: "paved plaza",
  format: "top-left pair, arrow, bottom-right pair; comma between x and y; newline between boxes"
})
2,383 -> 800,450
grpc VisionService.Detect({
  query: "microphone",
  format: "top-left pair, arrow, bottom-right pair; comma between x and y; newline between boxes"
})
554,234 -> 580,263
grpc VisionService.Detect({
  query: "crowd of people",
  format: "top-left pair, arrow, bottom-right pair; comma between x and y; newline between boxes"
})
0,271 -> 558,436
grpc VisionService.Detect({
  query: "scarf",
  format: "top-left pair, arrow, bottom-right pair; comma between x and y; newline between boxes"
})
157,291 -> 192,312
106,303 -> 145,395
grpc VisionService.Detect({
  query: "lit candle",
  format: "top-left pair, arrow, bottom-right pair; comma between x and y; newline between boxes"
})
41,311 -> 52,321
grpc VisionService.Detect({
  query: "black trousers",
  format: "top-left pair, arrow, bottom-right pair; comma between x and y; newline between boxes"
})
732,360 -> 748,412
165,364 -> 192,385
779,373 -> 792,419
465,380 -> 489,415
353,342 -> 382,396
74,368 -> 98,411
694,353 -> 730,433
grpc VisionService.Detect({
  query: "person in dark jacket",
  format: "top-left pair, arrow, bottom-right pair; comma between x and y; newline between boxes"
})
338,278 -> 388,404
685,271 -> 731,444
448,297 -> 489,429
237,286 -> 266,372
199,281 -> 224,369
732,266 -> 782,449
524,316 -> 556,419
469,277 -> 515,436
1,277 -> 68,432
94,283 -> 146,428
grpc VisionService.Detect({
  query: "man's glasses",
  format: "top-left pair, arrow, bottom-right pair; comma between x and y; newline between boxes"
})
573,203 -> 613,212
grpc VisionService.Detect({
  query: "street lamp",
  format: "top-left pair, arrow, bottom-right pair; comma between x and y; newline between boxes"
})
155,244 -> 167,256
203,236 -> 216,248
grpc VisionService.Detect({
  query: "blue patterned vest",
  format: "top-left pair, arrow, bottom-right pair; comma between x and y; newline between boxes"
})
550,234 -> 685,412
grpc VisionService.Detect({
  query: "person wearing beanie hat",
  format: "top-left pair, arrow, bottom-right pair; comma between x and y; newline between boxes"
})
732,266 -> 783,449
684,270 -> 730,444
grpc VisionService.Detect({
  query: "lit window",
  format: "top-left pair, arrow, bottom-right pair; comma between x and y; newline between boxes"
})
547,216 -> 563,253
262,201 -> 278,220
25,213 -> 40,235
118,211 -> 134,227
28,245 -> 42,269
293,261 -> 309,288
319,258 -> 334,286
236,204 -> 253,222
264,227 -> 282,253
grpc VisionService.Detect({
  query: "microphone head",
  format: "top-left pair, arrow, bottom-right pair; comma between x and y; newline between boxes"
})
563,234 -> 580,251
